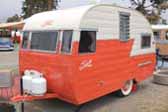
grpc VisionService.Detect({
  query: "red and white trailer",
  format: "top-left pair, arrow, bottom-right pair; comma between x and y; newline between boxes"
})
10,4 -> 155,106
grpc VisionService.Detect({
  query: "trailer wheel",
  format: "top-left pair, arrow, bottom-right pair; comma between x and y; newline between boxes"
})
117,80 -> 133,97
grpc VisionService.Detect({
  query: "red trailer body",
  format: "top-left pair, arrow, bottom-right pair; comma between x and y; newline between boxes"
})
18,4 -> 156,105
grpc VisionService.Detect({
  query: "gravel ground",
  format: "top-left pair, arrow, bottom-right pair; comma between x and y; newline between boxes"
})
0,51 -> 168,112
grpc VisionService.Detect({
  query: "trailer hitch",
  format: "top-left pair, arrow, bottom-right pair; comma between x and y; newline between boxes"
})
10,93 -> 58,103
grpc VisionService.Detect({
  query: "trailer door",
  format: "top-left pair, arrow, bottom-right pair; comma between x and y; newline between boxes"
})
78,31 -> 96,54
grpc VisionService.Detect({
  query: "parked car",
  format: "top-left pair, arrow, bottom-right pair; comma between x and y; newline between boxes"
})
0,37 -> 14,51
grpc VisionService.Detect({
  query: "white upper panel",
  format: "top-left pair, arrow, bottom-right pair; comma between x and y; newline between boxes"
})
79,5 -> 154,56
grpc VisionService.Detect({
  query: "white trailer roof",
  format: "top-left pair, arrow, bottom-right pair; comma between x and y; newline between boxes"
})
24,4 -> 136,31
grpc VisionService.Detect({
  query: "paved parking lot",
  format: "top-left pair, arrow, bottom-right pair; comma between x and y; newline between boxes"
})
0,51 -> 18,69
0,51 -> 168,112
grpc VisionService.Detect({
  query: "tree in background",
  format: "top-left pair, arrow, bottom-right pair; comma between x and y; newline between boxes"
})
130,0 -> 168,24
22,0 -> 61,19
6,14 -> 21,23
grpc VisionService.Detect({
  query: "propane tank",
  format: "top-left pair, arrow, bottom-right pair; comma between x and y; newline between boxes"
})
22,70 -> 42,94
29,70 -> 41,78
22,70 -> 32,93
31,75 -> 47,96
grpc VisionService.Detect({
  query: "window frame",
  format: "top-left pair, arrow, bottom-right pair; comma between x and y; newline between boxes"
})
21,31 -> 31,49
78,30 -> 97,55
119,12 -> 130,41
60,30 -> 73,55
24,30 -> 60,54
141,33 -> 151,49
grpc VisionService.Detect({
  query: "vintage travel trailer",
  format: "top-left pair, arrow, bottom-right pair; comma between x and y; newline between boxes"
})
12,4 -> 155,105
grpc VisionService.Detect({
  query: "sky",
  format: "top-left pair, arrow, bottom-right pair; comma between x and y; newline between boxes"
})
0,0 -> 131,22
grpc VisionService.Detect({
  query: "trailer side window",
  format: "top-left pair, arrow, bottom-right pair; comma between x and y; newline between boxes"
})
61,30 -> 73,53
79,31 -> 96,53
141,34 -> 151,49
30,31 -> 58,52
22,32 -> 29,49
119,12 -> 130,41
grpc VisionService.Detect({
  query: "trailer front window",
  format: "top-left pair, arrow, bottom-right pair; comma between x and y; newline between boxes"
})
22,32 -> 29,49
61,30 -> 73,53
30,31 -> 58,52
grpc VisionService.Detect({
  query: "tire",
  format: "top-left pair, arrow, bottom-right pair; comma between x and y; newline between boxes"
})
154,71 -> 168,85
117,80 -> 133,97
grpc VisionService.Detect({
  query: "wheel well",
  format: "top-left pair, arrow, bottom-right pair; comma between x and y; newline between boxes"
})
133,79 -> 138,84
